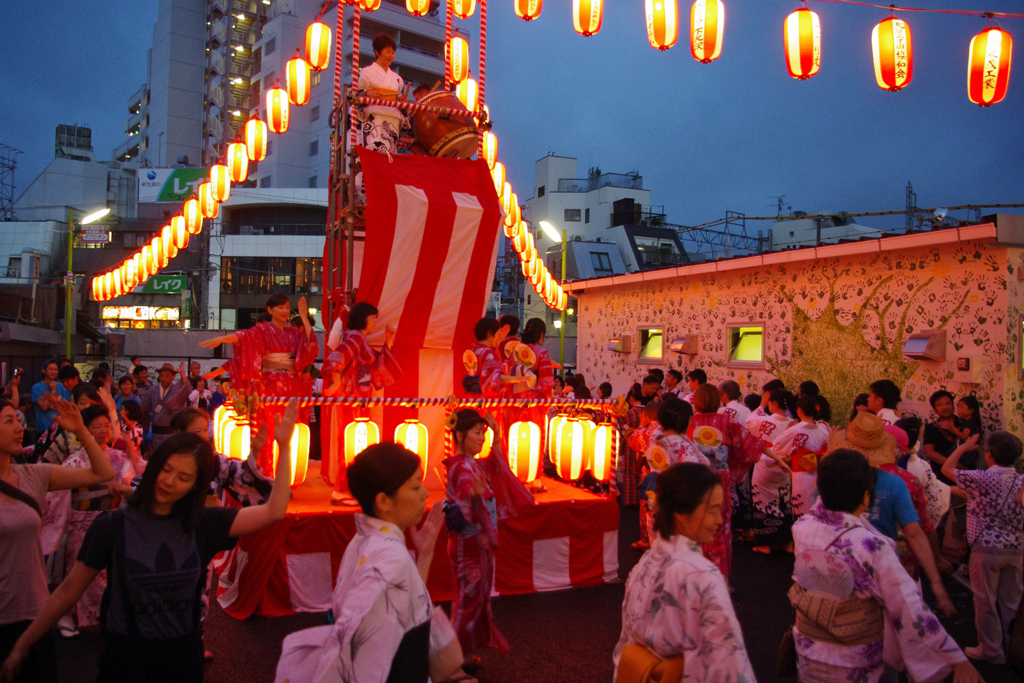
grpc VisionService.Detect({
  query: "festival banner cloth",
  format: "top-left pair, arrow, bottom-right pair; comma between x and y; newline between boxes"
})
355,150 -> 503,485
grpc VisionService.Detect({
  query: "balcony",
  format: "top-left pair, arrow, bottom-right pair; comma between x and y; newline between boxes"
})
222,222 -> 326,236
556,172 -> 643,193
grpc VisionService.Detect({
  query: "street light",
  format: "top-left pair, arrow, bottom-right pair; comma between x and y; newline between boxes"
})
538,220 -> 567,370
67,206 -> 110,359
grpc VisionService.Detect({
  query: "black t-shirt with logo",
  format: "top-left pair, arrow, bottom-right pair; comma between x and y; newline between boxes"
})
78,505 -> 238,640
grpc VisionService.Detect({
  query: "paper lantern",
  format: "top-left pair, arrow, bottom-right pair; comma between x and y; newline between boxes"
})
151,236 -> 165,270
872,17 -> 913,92
359,0 -> 382,10
503,218 -> 518,239
161,224 -> 176,262
134,252 -> 149,284
548,413 -> 571,459
184,197 -> 201,234
245,118 -> 268,161
508,421 -> 541,483
501,181 -> 513,216
395,419 -> 430,480
472,427 -> 495,460
213,405 -> 240,453
224,419 -> 251,462
452,0 -> 475,19
344,417 -> 380,466
227,142 -> 249,183
272,423 -> 310,487
102,272 -> 113,301
646,0 -> 679,51
491,161 -> 506,196
515,0 -> 543,21
784,8 -> 821,80
590,421 -> 615,481
512,226 -> 528,254
198,182 -> 219,219
124,259 -> 137,291
690,0 -> 724,63
286,57 -> 311,105
266,88 -> 290,133
573,0 -> 603,37
456,77 -> 478,113
968,27 -> 1012,106
449,35 -> 469,85
482,131 -> 498,169
210,164 -> 231,202
91,277 -> 101,302
305,21 -> 331,71
554,418 -> 587,481
503,192 -> 519,228
407,0 -> 429,17
171,215 -> 189,250
112,268 -> 123,298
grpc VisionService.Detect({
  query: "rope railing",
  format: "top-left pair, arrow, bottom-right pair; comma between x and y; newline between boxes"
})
351,94 -> 487,121
261,395 -> 616,410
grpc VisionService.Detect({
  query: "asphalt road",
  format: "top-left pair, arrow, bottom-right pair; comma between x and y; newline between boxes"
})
56,505 -> 1022,683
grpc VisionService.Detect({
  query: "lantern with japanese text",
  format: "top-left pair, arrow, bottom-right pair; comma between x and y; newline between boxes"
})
198,182 -> 219,219
491,161 -> 506,196
589,421 -> 615,481
273,423 -> 310,487
508,421 -> 541,483
395,419 -> 430,480
501,181 -> 513,216
513,228 -> 528,255
103,272 -> 114,301
646,0 -> 679,51
142,245 -> 155,278
504,193 -> 519,229
245,118 -> 268,161
305,22 -> 331,71
210,164 -> 231,203
286,57 -> 311,105
267,88 -> 290,134
112,268 -> 123,299
161,224 -> 177,260
515,0 -> 543,21
151,236 -> 166,269
573,0 -> 603,37
453,0 -> 475,19
184,197 -> 201,234
134,252 -> 148,284
124,259 -> 137,291
784,7 -> 821,80
504,218 -> 520,240
227,142 -> 249,183
872,17 -> 913,91
456,76 -> 478,113
548,413 -> 571,458
344,418 -> 380,466
171,215 -> 189,250
407,0 -> 429,17
968,27 -> 1012,107
554,418 -> 587,481
690,0 -> 724,63
449,35 -> 469,84
482,131 -> 497,169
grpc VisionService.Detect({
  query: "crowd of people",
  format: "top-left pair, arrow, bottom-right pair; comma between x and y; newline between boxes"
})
1,301 -> 1022,683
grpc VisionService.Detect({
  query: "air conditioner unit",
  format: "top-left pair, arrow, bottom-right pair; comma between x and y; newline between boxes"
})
669,335 -> 699,355
608,336 -> 632,353
903,330 -> 946,361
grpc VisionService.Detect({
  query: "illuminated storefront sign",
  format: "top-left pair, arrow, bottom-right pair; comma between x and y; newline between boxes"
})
102,306 -> 182,329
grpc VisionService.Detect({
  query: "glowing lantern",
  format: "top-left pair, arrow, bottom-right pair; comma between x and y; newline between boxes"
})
452,0 -> 475,19
548,413 -> 571,458
344,417 -> 380,466
123,261 -> 136,292
395,419 -> 430,479
515,0 -> 543,21
209,164 -> 230,203
245,118 -> 268,161
213,405 -> 241,453
449,35 -> 470,84
267,88 -> 290,133
184,197 -> 201,234
690,0 -> 724,63
272,423 -> 310,487
872,17 -> 913,91
305,22 -> 332,71
150,236 -> 164,271
198,182 -> 219,219
501,181 -> 513,216
141,246 -> 155,278
112,268 -> 123,298
508,421 -> 541,483
646,0 -> 679,51
171,215 -> 189,250
91,277 -> 101,302
482,131 -> 498,169
224,418 -> 251,461
590,421 -> 615,481
472,427 -> 495,460
407,0 -> 429,17
513,227 -> 528,254
968,27 -> 1012,106
286,57 -> 311,105
161,224 -> 176,261
227,142 -> 249,183
573,0 -> 603,36
504,193 -> 519,228
456,76 -> 478,112
784,8 -> 821,80
491,161 -> 506,196
134,252 -> 149,284
554,418 -> 587,481
503,218 -> 519,239
359,0 -> 382,10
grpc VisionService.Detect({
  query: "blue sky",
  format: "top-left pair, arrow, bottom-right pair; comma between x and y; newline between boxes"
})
2,0 -> 1021,231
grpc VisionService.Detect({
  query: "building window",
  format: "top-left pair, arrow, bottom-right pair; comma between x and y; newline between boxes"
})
638,327 -> 663,364
295,257 -> 322,292
260,175 -> 272,188
263,71 -> 276,87
727,324 -> 764,367
265,37 -> 276,55
266,140 -> 273,156
585,208 -> 590,223
311,72 -> 321,87
591,252 -> 613,277
564,209 -> 581,222
308,175 -> 318,188
310,105 -> 320,121
537,185 -> 545,197
309,140 -> 318,156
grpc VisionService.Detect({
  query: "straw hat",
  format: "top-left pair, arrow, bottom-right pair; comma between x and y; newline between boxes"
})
827,412 -> 897,466
155,363 -> 179,375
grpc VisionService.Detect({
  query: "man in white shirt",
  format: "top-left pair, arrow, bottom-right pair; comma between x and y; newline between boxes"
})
662,369 -> 683,398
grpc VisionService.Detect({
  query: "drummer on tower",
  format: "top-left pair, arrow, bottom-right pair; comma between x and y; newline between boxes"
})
357,33 -> 411,156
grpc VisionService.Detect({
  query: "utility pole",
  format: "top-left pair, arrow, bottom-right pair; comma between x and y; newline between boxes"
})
66,211 -> 75,359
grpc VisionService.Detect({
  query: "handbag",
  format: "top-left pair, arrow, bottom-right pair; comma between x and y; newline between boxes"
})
614,644 -> 683,683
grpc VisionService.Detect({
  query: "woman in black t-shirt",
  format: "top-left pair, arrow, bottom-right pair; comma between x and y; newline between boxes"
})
1,400 -> 300,683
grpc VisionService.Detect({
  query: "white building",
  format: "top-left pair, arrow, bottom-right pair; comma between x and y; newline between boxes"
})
770,214 -> 880,251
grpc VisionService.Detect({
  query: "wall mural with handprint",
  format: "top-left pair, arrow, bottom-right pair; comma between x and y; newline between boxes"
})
576,237 -> 1024,433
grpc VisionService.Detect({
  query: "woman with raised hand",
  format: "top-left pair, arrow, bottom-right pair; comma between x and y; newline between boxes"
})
0,397 -> 115,683
1,399 -> 300,683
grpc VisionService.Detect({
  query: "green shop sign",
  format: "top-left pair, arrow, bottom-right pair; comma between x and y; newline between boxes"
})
137,274 -> 187,294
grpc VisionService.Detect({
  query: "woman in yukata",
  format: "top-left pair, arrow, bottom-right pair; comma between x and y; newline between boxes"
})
747,389 -> 798,553
614,463 -> 757,683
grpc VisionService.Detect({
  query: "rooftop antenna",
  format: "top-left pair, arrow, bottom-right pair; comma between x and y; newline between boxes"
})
0,143 -> 23,221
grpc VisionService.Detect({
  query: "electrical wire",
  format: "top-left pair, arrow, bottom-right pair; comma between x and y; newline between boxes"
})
812,0 -> 1024,20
